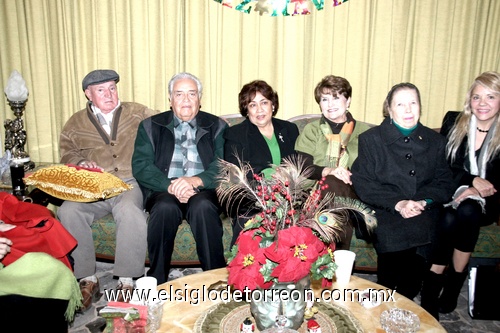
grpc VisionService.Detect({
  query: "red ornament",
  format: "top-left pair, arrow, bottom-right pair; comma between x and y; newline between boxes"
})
307,319 -> 321,333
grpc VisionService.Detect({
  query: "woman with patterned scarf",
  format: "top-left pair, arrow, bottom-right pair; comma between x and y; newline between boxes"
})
295,75 -> 371,250
421,71 -> 500,320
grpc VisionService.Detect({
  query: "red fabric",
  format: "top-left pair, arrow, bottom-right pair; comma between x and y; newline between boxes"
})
66,163 -> 103,173
106,302 -> 148,332
0,192 -> 77,270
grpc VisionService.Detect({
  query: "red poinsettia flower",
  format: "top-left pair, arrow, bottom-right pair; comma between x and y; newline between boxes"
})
227,230 -> 272,291
264,226 -> 327,282
320,243 -> 337,287
220,159 -> 364,292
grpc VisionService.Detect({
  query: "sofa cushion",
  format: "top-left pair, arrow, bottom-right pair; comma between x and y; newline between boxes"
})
473,223 -> 500,258
287,114 -> 321,131
91,213 -> 233,265
350,234 -> 378,271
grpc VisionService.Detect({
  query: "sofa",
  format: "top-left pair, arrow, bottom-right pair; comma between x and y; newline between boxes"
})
91,113 -> 500,271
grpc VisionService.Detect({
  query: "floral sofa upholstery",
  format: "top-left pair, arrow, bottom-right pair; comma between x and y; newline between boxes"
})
91,114 -> 500,270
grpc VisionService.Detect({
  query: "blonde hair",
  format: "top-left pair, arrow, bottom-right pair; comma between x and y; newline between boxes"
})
446,71 -> 500,162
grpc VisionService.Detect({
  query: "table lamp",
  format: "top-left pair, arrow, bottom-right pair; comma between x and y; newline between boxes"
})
4,70 -> 31,161
4,70 -> 35,196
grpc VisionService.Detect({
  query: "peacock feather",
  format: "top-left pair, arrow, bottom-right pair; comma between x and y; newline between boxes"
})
216,154 -> 377,244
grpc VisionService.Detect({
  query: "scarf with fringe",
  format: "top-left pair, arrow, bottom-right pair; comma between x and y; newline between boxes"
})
320,112 -> 355,168
0,252 -> 83,321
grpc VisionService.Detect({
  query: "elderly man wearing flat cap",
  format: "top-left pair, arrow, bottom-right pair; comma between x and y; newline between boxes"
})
58,69 -> 157,311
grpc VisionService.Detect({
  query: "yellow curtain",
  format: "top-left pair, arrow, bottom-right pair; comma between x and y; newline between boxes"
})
0,0 -> 499,163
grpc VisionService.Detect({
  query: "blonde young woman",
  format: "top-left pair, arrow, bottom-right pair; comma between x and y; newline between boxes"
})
421,71 -> 500,319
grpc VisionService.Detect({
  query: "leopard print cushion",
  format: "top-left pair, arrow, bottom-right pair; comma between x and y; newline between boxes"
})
24,164 -> 132,202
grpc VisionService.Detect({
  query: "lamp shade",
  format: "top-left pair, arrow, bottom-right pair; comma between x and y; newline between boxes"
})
4,70 -> 29,102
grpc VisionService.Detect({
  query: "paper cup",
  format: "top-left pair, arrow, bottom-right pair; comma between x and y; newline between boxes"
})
334,250 -> 356,285
135,276 -> 158,304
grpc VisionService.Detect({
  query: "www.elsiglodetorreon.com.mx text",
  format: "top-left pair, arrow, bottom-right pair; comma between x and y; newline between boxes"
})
104,284 -> 396,305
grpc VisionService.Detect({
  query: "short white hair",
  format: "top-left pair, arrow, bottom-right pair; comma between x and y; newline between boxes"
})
168,72 -> 202,98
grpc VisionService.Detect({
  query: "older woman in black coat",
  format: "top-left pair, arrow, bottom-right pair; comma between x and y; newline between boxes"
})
351,83 -> 455,300
223,80 -> 299,246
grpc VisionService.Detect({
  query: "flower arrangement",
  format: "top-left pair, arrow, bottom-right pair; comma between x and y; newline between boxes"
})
217,156 -> 376,291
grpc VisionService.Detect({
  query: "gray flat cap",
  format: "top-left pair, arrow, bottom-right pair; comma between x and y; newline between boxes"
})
82,69 -> 120,91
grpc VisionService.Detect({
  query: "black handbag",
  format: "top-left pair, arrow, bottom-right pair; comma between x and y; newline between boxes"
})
468,265 -> 500,320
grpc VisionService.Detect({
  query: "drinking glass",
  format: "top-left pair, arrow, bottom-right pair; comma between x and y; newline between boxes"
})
10,161 -> 25,197
380,308 -> 420,333
146,301 -> 163,333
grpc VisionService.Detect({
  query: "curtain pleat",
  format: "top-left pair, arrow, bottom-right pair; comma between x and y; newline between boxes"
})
0,0 -> 498,163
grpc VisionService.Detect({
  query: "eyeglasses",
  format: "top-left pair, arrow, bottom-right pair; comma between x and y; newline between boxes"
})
248,99 -> 271,110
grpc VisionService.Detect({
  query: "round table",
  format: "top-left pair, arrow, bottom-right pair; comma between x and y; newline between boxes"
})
157,268 -> 446,332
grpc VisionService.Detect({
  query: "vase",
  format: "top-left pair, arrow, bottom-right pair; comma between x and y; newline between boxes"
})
249,275 -> 310,331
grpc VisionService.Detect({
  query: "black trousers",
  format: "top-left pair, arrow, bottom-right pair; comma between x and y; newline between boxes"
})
0,295 -> 69,333
145,190 -> 226,284
377,247 -> 428,300
432,199 -> 489,265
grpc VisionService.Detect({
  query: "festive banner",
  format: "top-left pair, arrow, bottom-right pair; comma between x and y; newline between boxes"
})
213,0 -> 348,16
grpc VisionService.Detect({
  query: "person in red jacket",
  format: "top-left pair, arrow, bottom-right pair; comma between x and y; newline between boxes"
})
0,192 -> 77,268
0,192 -> 82,332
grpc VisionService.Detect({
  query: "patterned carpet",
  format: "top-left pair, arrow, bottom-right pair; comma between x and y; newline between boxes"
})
67,262 -> 500,333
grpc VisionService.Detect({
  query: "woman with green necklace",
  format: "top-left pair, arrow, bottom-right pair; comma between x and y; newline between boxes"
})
351,83 -> 455,301
295,75 -> 371,250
